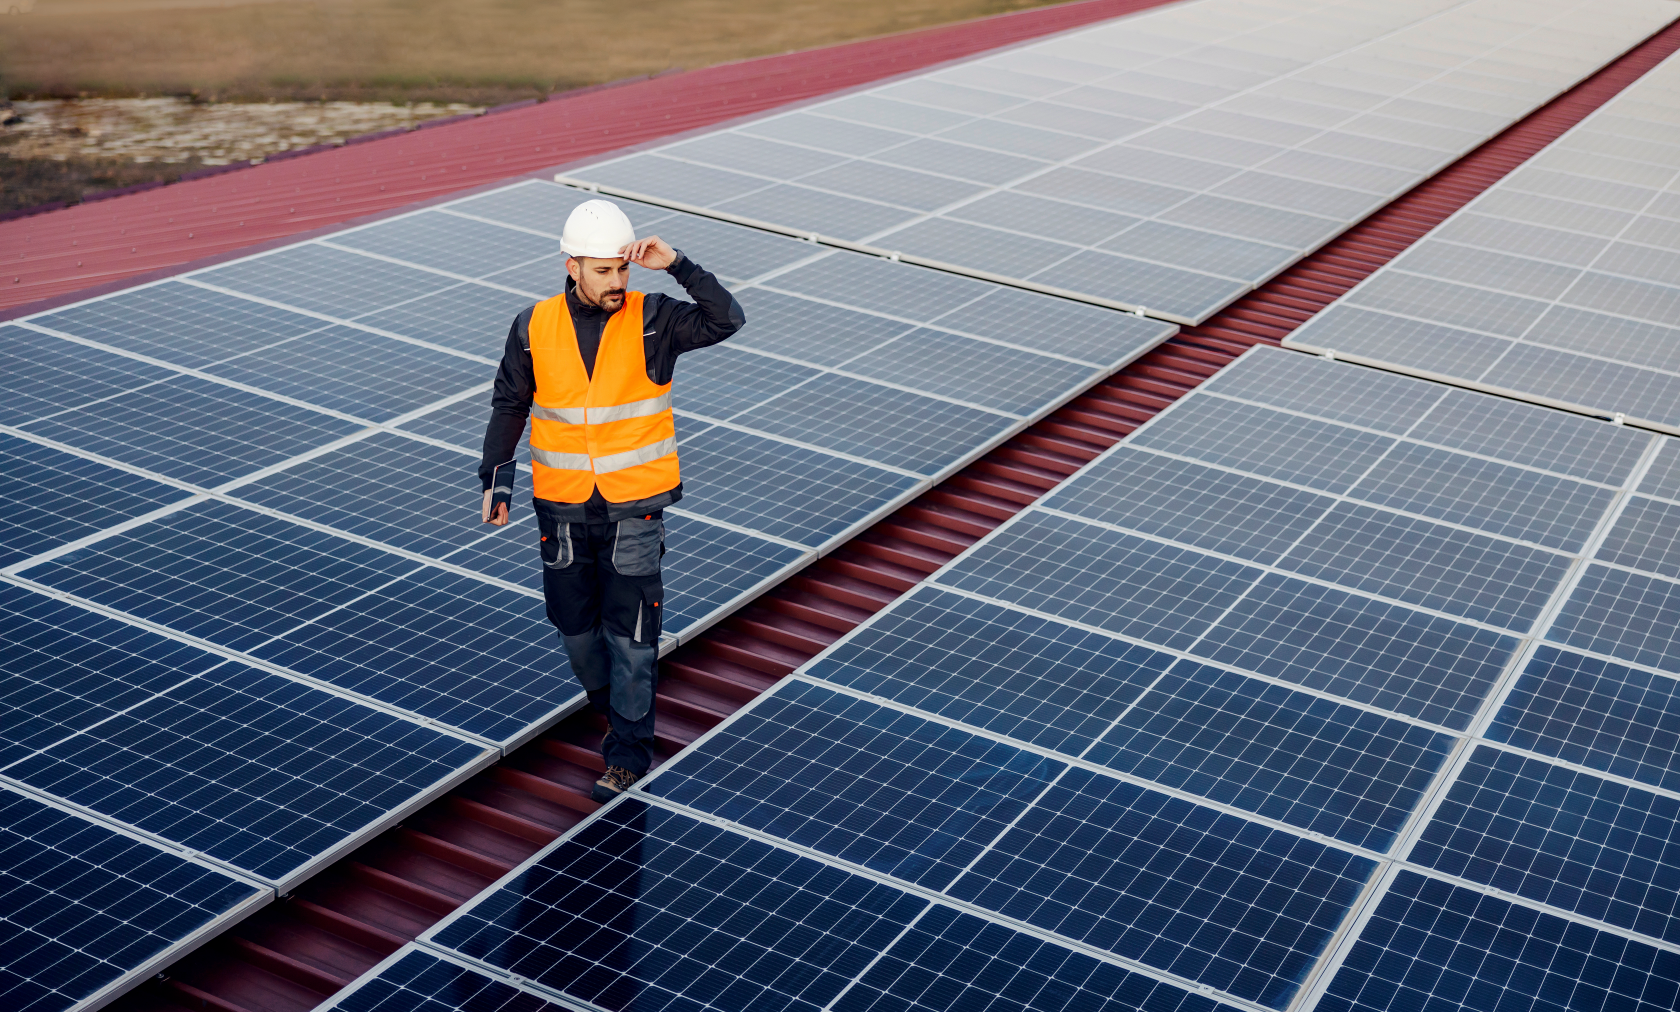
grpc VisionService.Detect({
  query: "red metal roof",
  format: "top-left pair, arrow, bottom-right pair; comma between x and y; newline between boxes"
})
0,0 -> 1176,316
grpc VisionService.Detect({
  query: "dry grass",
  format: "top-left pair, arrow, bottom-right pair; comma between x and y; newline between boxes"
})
2,0 -> 1071,103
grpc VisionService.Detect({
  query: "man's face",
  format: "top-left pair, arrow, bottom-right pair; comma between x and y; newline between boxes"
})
568,256 -> 630,313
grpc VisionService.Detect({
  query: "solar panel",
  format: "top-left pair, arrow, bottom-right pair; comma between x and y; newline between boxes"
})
565,0 -> 1680,323
0,785 -> 265,1012
3,107 -> 1175,990
414,796 -> 1248,1012
1286,49 -> 1680,431
1,587 -> 489,886
370,346 -> 1676,1012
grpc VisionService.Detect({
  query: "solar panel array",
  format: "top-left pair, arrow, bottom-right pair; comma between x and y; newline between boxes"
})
1287,48 -> 1680,433
1,178 -> 1169,1007
565,0 -> 1679,324
318,346 -> 1680,1012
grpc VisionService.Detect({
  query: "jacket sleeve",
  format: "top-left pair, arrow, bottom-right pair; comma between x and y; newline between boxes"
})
644,252 -> 747,385
479,310 -> 535,490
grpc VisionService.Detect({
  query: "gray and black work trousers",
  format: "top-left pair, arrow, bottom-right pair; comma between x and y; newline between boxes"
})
539,513 -> 664,776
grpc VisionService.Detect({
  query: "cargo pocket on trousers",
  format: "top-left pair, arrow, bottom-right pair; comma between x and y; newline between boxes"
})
612,515 -> 664,577
634,582 -> 663,645
538,516 -> 571,569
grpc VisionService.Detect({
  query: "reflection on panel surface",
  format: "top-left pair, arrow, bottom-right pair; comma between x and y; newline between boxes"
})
574,0 -> 1679,322
1289,49 -> 1680,431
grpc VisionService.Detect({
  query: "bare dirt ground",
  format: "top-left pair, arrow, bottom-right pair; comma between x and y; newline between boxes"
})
2,0 -> 1066,103
0,0 -> 1066,211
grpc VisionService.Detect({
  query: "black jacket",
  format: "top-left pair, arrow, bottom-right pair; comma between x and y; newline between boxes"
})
478,252 -> 745,522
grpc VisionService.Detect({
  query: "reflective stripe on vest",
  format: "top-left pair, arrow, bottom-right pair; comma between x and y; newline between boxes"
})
527,291 -> 681,504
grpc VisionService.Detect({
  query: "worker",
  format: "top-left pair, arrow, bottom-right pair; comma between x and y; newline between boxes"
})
478,198 -> 744,803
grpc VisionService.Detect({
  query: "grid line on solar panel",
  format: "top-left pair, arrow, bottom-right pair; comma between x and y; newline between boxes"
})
642,678 -> 1067,893
178,276 -> 516,366
944,764 -> 1377,1009
0,602 -> 488,887
317,949 -> 573,1012
16,317 -> 399,430
776,667 -> 1440,869
1406,742 -> 1680,946
1313,869 -> 1680,1012
1284,51 -> 1680,429
13,500 -> 573,746
3,569 -> 500,751
1028,503 -> 1553,640
0,785 -> 267,1012
917,578 -> 1473,743
637,771 -> 1371,1012
416,790 -> 1252,1012
567,0 -> 1677,324
0,425 -> 544,608
427,797 -> 934,1012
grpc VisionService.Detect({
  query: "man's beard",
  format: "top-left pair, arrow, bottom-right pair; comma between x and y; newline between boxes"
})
598,288 -> 626,309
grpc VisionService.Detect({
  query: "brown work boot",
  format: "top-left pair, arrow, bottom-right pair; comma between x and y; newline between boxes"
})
591,766 -> 640,804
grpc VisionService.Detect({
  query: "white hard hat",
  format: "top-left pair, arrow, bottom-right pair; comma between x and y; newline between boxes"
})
560,199 -> 636,259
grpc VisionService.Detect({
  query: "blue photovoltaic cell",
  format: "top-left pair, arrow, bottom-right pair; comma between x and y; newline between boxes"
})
766,252 -> 995,324
396,396 -> 501,452
0,584 -> 227,768
1411,745 -> 1680,944
1320,871 -> 1680,1012
32,281 -> 327,368
193,242 -> 456,320
231,430 -> 500,561
728,288 -> 915,368
329,950 -> 566,1012
1130,395 -> 1395,495
936,510 -> 1260,652
1196,346 -> 1445,435
0,433 -> 193,568
0,325 -> 178,427
672,344 -> 823,421
431,798 -> 928,1012
731,372 -> 1013,477
1549,564 -> 1680,675
1192,572 -> 1516,730
0,787 -> 260,1012
6,662 -> 483,882
1487,645 -> 1680,795
429,514 -> 536,590
250,562 -> 571,743
947,766 -> 1376,1009
645,679 -> 1063,890
19,373 -> 363,489
1349,441 -> 1613,553
933,287 -> 1175,368
806,585 -> 1172,756
1085,660 -> 1454,852
841,329 -> 1098,417
660,513 -> 809,637
201,326 -> 492,422
1639,439 -> 1680,500
835,904 -> 1239,1012
372,282 -> 536,358
1596,495 -> 1680,580
676,425 -> 921,548
1406,390 -> 1649,487
1275,501 -> 1571,631
329,211 -> 559,278
28,499 -> 416,653
26,499 -> 570,742
1043,447 -> 1335,565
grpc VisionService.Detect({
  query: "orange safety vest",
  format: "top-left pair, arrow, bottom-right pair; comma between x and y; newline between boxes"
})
527,290 -> 680,503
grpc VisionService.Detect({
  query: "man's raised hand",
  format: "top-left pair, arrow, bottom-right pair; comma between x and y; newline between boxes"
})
622,236 -> 677,271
